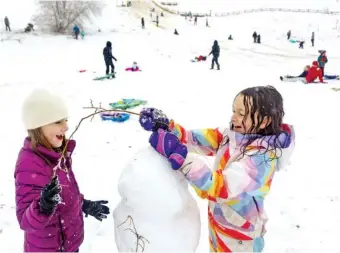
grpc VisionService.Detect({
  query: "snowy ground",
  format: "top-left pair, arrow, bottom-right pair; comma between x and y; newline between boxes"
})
1,1 -> 340,252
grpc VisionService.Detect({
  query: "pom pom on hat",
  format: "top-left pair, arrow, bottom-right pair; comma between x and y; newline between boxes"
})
22,88 -> 69,130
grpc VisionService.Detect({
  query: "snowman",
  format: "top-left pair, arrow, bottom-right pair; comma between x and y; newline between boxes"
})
113,145 -> 201,252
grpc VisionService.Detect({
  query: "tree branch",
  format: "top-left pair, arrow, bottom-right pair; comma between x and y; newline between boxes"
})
118,215 -> 150,252
61,101 -> 140,157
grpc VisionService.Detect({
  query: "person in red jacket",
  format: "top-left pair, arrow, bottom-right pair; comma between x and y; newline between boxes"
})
305,61 -> 325,83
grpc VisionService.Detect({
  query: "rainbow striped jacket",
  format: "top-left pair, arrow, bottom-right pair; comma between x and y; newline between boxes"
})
170,122 -> 295,252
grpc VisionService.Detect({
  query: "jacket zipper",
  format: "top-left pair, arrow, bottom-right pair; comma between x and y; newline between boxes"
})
58,215 -> 65,251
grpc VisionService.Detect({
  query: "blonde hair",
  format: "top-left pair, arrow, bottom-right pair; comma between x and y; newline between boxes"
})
28,128 -> 66,152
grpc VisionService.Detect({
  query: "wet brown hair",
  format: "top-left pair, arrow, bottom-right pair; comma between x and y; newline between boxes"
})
220,85 -> 289,159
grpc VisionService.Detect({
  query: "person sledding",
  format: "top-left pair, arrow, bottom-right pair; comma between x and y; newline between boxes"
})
125,61 -> 141,72
191,55 -> 207,62
280,65 -> 310,81
281,65 -> 339,82
304,61 -> 325,83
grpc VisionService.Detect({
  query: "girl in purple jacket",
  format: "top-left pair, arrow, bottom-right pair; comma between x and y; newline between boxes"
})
14,89 -> 110,252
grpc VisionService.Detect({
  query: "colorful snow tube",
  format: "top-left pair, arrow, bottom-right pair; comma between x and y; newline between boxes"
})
100,112 -> 130,122
109,99 -> 147,110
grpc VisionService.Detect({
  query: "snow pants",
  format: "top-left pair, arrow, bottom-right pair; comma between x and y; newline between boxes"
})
5,25 -> 11,31
208,211 -> 265,252
105,60 -> 115,75
211,56 -> 220,70
320,67 -> 325,77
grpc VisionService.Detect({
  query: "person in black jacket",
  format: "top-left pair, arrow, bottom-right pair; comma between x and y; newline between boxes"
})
141,17 -> 145,29
103,41 -> 117,77
4,16 -> 11,31
209,40 -> 220,70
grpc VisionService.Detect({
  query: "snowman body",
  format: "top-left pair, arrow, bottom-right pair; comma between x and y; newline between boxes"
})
113,146 -> 201,252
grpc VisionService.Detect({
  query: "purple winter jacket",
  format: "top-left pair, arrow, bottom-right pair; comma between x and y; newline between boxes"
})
14,138 -> 84,252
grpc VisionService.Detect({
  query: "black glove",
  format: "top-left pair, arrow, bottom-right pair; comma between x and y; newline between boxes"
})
82,199 -> 110,221
39,176 -> 61,215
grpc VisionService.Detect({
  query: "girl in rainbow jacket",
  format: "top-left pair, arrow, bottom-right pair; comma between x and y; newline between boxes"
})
139,85 -> 295,252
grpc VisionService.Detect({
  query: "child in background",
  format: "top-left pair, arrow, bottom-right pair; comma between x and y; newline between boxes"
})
125,61 -> 141,72
139,85 -> 295,252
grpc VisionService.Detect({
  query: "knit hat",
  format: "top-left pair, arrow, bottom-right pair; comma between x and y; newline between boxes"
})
22,88 -> 69,130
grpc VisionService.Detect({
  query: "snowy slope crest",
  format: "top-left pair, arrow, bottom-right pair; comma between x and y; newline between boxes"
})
113,146 -> 201,252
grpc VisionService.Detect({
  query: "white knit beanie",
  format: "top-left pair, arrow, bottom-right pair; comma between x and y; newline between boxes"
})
22,88 -> 69,130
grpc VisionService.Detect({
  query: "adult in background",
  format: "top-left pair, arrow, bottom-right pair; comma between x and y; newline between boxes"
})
103,41 -> 118,78
208,40 -> 220,70
4,16 -> 11,31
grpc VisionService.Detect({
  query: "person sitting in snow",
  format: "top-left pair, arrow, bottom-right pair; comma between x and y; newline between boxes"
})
14,88 -> 110,252
304,61 -> 325,83
280,65 -> 310,81
192,55 -> 207,62
228,34 -> 233,40
125,61 -> 141,71
281,65 -> 339,81
103,41 -> 117,77
138,85 -> 295,252
298,41 -> 305,49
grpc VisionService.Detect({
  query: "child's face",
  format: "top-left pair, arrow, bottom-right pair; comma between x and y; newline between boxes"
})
232,95 -> 269,134
41,119 -> 69,148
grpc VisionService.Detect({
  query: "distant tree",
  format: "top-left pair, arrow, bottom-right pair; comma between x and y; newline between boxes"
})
34,1 -> 104,33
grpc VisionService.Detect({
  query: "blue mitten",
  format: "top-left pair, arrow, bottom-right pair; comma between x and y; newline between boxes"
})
149,129 -> 188,170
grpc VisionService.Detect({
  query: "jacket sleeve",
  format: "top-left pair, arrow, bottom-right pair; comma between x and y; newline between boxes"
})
181,151 -> 277,200
15,162 -> 55,232
169,121 -> 223,156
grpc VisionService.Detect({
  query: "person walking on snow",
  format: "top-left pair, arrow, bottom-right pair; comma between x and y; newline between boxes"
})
252,31 -> 257,43
209,40 -> 220,70
15,88 -> 110,252
311,32 -> 315,47
287,30 -> 291,40
4,16 -> 11,31
138,85 -> 295,252
103,41 -> 117,77
317,50 -> 328,77
141,17 -> 145,29
73,24 -> 80,39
